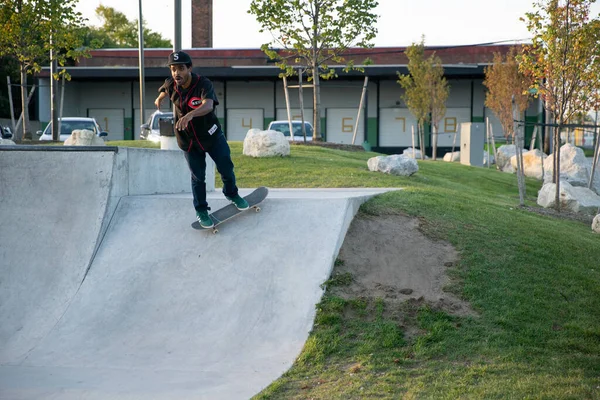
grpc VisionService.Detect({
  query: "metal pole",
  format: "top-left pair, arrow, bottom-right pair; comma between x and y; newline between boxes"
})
50,43 -> 58,140
174,0 -> 181,52
138,0 -> 146,138
173,0 -> 181,142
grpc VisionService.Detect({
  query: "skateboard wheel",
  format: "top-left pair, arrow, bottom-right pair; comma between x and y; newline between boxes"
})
255,206 -> 261,212
212,228 -> 219,234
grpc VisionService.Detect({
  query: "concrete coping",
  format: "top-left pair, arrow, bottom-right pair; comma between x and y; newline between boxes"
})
0,145 -> 120,152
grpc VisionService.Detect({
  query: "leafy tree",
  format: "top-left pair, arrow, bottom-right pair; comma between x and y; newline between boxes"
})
397,41 -> 430,158
398,38 -> 449,160
82,6 -> 172,48
428,54 -> 449,161
249,0 -> 379,140
520,0 -> 600,211
484,48 -> 532,143
0,0 -> 92,140
484,48 -> 533,206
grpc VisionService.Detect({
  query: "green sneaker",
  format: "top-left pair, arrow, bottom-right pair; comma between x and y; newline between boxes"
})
196,210 -> 214,228
226,194 -> 249,210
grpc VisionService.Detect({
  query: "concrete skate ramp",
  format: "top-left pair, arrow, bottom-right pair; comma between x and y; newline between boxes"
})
0,147 -> 395,399
0,149 -> 115,365
0,146 -> 205,364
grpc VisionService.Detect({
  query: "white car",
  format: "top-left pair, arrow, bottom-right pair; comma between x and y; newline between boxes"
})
140,111 -> 173,142
267,120 -> 316,141
37,117 -> 107,141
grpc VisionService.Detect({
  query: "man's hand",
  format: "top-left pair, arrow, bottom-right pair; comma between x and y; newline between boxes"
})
175,113 -> 194,131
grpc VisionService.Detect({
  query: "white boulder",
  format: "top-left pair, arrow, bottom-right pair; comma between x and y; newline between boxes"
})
402,147 -> 427,160
496,145 -> 523,173
368,154 -> 418,176
242,129 -> 290,158
537,181 -> 600,215
64,129 -> 106,146
592,214 -> 600,233
510,149 -> 547,180
543,144 -> 590,187
443,151 -> 460,162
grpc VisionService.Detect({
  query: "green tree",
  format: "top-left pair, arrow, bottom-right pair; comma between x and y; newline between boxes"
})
398,38 -> 449,160
520,0 -> 600,211
397,41 -> 430,158
249,0 -> 379,140
84,5 -> 171,48
0,0 -> 92,140
428,54 -> 449,161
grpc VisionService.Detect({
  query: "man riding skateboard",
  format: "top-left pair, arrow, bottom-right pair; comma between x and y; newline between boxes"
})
155,50 -> 248,229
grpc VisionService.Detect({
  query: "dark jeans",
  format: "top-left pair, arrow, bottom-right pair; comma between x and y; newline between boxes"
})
183,133 -> 239,212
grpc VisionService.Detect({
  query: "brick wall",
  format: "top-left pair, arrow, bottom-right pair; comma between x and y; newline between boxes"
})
192,0 -> 212,48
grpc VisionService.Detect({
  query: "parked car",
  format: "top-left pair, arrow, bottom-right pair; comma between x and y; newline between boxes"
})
267,120 -> 316,141
0,123 -> 12,139
37,117 -> 107,141
140,111 -> 173,142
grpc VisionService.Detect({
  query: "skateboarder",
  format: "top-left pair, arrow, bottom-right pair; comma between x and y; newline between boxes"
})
155,50 -> 248,229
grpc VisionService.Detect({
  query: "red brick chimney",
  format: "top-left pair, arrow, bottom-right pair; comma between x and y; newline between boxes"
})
191,0 -> 213,48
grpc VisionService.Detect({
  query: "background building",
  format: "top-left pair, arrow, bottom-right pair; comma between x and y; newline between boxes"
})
36,0 -> 541,154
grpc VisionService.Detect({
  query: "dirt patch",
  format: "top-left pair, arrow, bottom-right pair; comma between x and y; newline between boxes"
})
331,213 -> 474,319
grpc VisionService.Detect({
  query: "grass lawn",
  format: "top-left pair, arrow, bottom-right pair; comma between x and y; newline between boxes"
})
217,142 -> 600,399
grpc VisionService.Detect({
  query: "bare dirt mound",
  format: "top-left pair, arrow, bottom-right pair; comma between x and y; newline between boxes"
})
333,213 -> 474,319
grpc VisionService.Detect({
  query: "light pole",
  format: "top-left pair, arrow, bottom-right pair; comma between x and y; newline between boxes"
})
138,0 -> 146,137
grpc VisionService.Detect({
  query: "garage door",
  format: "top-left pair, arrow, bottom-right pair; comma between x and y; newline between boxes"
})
275,108 -> 314,123
88,109 -> 125,141
379,108 -> 418,147
326,108 -> 364,144
226,109 -> 264,141
435,108 -> 470,147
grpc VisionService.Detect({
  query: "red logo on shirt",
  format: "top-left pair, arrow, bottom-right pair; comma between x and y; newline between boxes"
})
188,97 -> 203,109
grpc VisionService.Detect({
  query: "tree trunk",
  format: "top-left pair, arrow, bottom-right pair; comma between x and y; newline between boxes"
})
544,110 -> 551,154
313,63 -> 321,141
431,123 -> 438,161
19,65 -> 30,141
513,105 -> 526,206
419,121 -> 425,160
554,120 -> 562,212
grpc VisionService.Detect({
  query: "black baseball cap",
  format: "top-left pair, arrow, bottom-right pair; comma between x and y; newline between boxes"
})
167,51 -> 192,66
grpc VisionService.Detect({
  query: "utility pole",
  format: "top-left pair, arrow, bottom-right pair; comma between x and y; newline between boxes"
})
50,34 -> 58,140
174,0 -> 181,52
138,0 -> 146,135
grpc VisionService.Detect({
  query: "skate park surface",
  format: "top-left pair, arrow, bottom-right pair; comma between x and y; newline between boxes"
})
0,147 -> 397,400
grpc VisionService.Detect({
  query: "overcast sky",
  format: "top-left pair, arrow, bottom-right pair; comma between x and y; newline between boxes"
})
75,0 -> 600,49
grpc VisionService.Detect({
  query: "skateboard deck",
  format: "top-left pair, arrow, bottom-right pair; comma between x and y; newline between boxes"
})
191,186 -> 269,233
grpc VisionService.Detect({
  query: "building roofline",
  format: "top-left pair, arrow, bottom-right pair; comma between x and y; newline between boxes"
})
38,64 -> 487,80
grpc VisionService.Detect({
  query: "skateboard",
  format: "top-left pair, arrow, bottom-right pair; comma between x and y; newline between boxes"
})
191,186 -> 269,234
